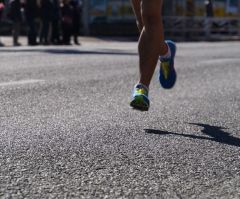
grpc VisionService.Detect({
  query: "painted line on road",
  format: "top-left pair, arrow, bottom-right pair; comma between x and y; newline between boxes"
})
0,79 -> 45,87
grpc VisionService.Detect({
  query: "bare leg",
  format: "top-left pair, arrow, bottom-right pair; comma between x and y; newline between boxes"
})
130,0 -> 143,31
131,0 -> 168,87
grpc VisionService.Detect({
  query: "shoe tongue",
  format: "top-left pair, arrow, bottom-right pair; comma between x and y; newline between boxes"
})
136,84 -> 148,90
160,57 -> 170,62
136,84 -> 143,89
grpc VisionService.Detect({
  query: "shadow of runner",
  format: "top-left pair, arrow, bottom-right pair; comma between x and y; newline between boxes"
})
145,123 -> 240,147
190,123 -> 240,147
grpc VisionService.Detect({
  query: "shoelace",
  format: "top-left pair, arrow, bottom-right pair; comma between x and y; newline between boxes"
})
135,87 -> 148,96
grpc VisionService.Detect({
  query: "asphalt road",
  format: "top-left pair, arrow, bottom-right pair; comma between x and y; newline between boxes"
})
0,40 -> 240,198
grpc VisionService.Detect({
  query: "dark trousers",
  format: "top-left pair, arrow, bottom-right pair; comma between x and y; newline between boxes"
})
12,21 -> 20,45
51,20 -> 60,44
73,22 -> 79,42
26,18 -> 37,45
40,19 -> 50,44
62,23 -> 72,44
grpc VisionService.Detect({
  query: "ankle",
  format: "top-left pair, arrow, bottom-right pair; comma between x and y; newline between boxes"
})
160,43 -> 171,59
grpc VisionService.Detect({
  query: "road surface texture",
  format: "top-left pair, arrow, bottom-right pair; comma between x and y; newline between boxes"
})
0,39 -> 240,198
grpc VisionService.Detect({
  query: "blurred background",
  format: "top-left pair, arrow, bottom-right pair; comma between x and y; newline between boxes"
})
0,0 -> 239,46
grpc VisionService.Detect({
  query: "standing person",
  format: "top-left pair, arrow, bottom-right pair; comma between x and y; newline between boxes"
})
70,0 -> 81,45
51,0 -> 61,44
0,0 -> 4,19
8,0 -> 22,46
39,0 -> 53,45
0,0 -> 5,46
61,0 -> 73,45
25,0 -> 39,45
130,0 -> 177,111
205,0 -> 214,17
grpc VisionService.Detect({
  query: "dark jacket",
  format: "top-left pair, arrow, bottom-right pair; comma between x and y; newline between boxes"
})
8,0 -> 22,22
0,0 -> 5,20
40,0 -> 54,20
25,0 -> 39,19
52,0 -> 60,21
61,3 -> 73,26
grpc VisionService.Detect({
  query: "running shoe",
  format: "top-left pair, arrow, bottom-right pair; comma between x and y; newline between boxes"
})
130,84 -> 150,111
159,40 -> 177,89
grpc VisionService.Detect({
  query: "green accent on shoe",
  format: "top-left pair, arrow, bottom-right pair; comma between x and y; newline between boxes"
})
161,61 -> 171,80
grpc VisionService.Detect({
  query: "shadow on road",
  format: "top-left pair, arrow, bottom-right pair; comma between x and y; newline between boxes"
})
145,123 -> 240,147
0,48 -> 138,56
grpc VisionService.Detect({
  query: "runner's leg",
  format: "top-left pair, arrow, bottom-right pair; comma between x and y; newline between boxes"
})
130,0 -> 143,32
138,0 -> 168,87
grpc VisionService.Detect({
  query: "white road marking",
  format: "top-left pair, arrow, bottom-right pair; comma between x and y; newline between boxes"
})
0,79 -> 45,87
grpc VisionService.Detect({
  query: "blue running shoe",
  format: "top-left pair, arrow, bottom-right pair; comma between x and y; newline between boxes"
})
159,40 -> 177,89
130,84 -> 150,111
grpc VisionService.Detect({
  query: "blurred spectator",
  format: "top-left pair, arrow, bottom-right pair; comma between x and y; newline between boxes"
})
205,0 -> 214,17
0,0 -> 4,19
51,0 -> 61,44
61,0 -> 73,45
186,0 -> 195,17
0,0 -> 5,46
70,0 -> 81,45
25,0 -> 39,45
39,0 -> 53,45
8,0 -> 22,46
